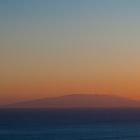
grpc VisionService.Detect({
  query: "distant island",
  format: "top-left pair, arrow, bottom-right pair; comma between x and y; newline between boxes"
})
4,94 -> 140,108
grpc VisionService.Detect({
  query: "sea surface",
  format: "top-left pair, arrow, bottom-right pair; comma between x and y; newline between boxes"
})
0,108 -> 140,140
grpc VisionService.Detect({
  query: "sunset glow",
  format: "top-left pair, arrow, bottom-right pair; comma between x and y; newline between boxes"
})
1,0 -> 140,105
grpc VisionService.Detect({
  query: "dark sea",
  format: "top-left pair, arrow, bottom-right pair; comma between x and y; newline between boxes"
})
0,109 -> 140,140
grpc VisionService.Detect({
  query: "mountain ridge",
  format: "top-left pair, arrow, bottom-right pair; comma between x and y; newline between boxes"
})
4,94 -> 140,108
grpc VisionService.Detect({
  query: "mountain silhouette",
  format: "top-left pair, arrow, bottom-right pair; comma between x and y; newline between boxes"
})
5,94 -> 140,108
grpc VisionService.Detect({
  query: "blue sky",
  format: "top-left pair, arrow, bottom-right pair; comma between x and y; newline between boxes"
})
1,0 -> 140,24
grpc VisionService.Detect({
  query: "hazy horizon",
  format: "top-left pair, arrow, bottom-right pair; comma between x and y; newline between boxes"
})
2,93 -> 140,109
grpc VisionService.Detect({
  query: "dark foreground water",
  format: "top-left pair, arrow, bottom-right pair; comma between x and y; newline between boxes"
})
0,109 -> 140,140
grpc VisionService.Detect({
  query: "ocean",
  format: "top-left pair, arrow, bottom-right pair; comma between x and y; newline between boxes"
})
0,109 -> 140,140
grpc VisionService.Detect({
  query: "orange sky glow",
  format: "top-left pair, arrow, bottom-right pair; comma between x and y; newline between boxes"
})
1,1 -> 140,105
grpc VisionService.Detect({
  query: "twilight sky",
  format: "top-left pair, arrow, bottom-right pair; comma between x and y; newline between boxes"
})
1,0 -> 140,105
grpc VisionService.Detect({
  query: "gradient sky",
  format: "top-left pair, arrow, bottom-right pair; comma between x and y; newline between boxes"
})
1,0 -> 140,105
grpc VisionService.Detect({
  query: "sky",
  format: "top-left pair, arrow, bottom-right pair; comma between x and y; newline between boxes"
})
1,0 -> 140,105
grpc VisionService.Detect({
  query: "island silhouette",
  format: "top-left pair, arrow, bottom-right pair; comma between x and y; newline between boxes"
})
5,94 -> 140,108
